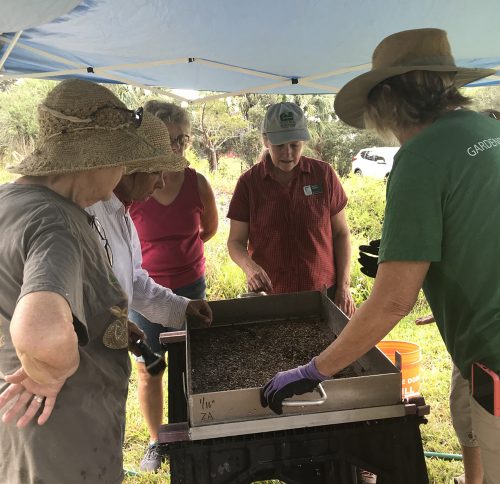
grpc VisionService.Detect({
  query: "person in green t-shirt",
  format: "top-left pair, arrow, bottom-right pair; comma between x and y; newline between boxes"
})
360,107 -> 500,484
260,28 -> 500,483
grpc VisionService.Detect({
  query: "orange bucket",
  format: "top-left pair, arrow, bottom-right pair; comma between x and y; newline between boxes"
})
377,340 -> 422,398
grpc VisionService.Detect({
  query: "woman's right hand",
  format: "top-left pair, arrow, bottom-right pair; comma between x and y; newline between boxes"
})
246,262 -> 273,293
0,367 -> 66,428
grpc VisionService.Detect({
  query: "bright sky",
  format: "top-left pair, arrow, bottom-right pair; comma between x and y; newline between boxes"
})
172,89 -> 199,100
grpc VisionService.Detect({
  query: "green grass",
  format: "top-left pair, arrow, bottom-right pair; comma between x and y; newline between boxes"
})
388,313 -> 464,482
123,363 -> 171,482
0,160 -> 465,483
0,168 -> 16,184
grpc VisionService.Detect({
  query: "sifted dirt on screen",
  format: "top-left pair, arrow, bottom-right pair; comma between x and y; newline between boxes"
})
190,319 -> 358,393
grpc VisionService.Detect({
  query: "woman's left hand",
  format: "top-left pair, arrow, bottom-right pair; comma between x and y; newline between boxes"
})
0,367 -> 66,428
186,300 -> 213,327
334,287 -> 356,317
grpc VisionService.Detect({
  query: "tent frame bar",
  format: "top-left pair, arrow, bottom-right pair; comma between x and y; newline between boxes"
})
0,34 -> 190,102
1,33 -> 497,102
0,32 -> 367,102
0,34 -> 83,68
0,31 -> 23,71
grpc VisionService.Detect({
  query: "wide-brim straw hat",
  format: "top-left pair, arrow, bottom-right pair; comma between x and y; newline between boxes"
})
334,28 -> 496,129
7,79 -> 168,176
124,111 -> 189,175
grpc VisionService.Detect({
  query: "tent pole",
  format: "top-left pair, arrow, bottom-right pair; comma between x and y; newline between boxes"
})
89,58 -> 188,71
300,64 -> 372,83
0,31 -> 23,71
0,35 -> 188,82
0,34 -> 372,94
0,68 -> 92,79
94,71 -> 190,102
0,34 -> 84,68
195,58 -> 286,81
300,80 -> 339,93
191,79 -> 292,104
0,36 -> 188,72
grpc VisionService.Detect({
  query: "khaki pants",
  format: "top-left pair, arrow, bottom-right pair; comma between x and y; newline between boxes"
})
450,364 -> 478,447
470,395 -> 500,484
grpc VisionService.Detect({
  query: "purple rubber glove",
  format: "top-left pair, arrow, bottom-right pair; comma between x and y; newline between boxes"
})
260,358 -> 329,415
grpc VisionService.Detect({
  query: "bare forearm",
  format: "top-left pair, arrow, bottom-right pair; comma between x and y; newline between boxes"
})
11,292 -> 80,385
198,174 -> 218,243
227,239 -> 255,273
199,212 -> 218,242
199,227 -> 217,242
17,350 -> 79,386
333,231 -> 352,288
315,296 -> 401,376
315,261 -> 428,376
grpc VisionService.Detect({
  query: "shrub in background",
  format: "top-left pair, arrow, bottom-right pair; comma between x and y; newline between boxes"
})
0,80 -> 55,164
343,176 -> 386,305
205,229 -> 246,300
343,175 -> 386,241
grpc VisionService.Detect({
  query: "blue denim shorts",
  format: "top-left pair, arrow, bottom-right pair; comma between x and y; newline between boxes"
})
130,276 -> 206,359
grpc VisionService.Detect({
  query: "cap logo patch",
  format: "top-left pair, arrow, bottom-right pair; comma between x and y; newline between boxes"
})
279,112 -> 296,128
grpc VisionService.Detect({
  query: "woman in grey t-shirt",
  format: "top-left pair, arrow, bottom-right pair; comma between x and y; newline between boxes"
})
0,79 -> 169,484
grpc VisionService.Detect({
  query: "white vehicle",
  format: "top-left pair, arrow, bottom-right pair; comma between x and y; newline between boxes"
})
351,147 -> 400,179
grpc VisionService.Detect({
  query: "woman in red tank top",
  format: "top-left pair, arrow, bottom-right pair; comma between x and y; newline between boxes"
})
128,101 -> 218,472
130,166 -> 211,290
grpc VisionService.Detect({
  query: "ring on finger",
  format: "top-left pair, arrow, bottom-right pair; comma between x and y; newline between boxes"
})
33,395 -> 44,404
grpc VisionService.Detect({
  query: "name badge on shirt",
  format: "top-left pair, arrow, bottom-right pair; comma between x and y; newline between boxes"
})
303,184 -> 323,196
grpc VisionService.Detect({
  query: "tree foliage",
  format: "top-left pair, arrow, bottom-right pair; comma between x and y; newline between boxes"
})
233,93 -> 391,176
232,94 -> 276,167
0,80 -> 55,163
190,99 -> 247,171
309,120 -> 389,177
465,86 -> 500,111
1,80 -> 499,172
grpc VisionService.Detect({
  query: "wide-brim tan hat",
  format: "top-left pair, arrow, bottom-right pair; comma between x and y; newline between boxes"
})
7,79 -> 166,176
124,111 -> 189,175
334,28 -> 496,129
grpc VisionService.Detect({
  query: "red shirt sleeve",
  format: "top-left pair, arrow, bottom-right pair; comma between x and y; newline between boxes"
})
227,175 -> 250,222
328,166 -> 348,215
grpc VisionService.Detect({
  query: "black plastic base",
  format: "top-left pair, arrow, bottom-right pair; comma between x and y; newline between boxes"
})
167,340 -> 188,423
168,415 -> 428,483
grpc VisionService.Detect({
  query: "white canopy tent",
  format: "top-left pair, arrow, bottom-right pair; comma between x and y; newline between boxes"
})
1,0 -> 499,103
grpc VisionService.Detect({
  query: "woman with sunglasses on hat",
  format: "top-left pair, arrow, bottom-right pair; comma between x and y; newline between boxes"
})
227,101 -> 356,317
87,111 -> 211,345
0,79 -> 171,484
127,100 -> 218,472
261,29 -> 500,482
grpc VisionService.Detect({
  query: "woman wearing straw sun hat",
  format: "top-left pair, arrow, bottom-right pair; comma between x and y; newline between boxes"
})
0,78 -> 168,484
261,28 -> 500,482
127,101 -> 218,472
87,111 -> 212,340
87,110 -> 213,472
